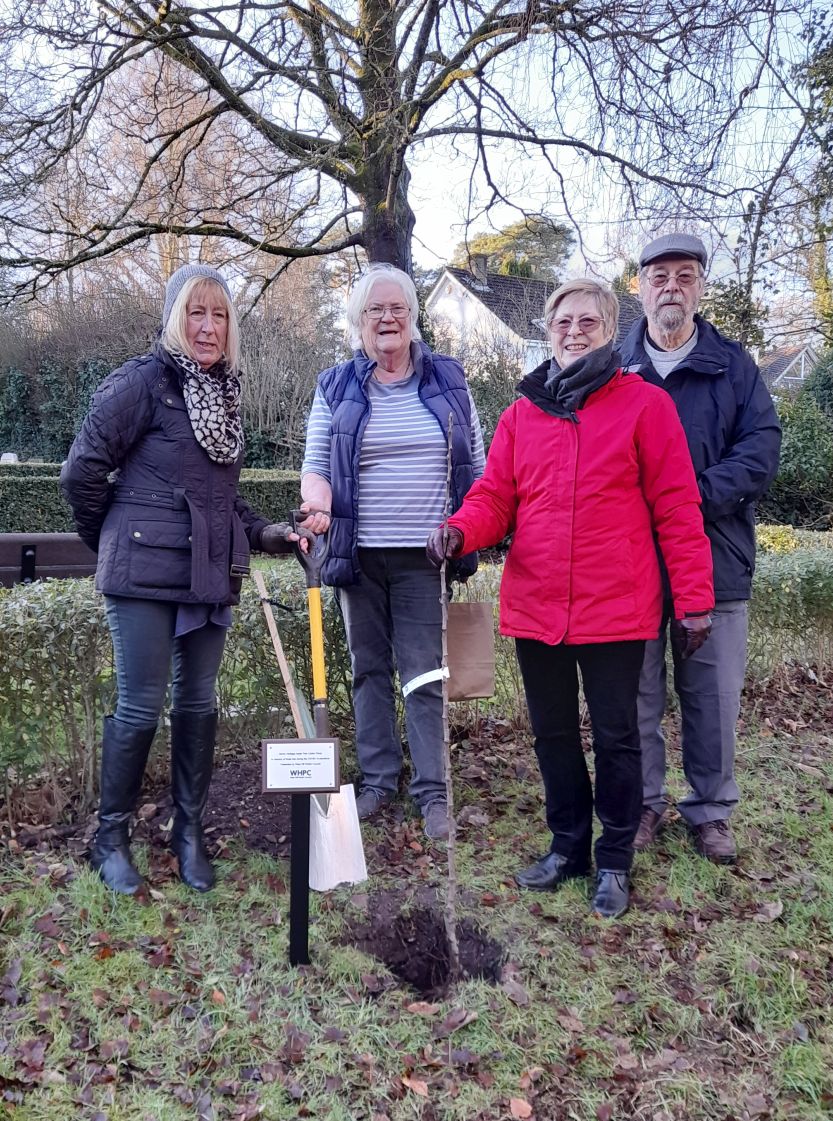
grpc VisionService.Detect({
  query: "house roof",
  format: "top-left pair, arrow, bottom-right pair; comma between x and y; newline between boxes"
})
758,344 -> 819,390
435,266 -> 643,346
614,293 -> 643,346
442,266 -> 554,340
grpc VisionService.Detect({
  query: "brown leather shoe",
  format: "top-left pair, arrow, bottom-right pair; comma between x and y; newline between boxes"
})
693,819 -> 737,864
633,808 -> 665,852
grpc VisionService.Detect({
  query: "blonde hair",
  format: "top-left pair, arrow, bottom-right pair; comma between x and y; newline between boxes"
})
161,276 -> 240,371
544,278 -> 619,344
345,264 -> 422,349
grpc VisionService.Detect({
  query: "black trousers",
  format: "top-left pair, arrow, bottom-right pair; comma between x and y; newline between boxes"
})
515,638 -> 646,873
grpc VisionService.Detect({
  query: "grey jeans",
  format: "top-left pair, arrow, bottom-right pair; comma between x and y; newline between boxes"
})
637,600 -> 748,825
337,548 -> 445,808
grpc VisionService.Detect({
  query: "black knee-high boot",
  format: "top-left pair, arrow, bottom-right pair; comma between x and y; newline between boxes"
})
170,710 -> 217,892
90,715 -> 157,894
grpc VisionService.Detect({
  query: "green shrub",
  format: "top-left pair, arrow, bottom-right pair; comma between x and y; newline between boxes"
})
748,545 -> 833,671
802,348 -> 833,421
755,523 -> 800,554
5,540 -> 833,822
758,395 -> 833,528
0,470 -> 302,533
0,475 -> 75,532
0,561 -> 352,820
0,462 -> 62,476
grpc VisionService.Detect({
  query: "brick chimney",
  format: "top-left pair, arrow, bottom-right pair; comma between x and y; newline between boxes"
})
470,253 -> 489,287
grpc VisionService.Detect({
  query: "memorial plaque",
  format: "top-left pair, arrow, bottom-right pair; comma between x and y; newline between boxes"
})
261,738 -> 340,794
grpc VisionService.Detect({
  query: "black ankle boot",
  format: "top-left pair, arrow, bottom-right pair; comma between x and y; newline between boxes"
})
90,716 -> 157,895
170,710 -> 218,892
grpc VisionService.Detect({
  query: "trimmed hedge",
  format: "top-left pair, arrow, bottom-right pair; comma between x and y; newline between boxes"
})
0,462 -> 63,476
4,536 -> 833,821
0,469 -> 302,533
0,560 -> 352,819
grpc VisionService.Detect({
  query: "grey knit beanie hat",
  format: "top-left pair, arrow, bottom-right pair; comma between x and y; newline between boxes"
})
162,263 -> 233,326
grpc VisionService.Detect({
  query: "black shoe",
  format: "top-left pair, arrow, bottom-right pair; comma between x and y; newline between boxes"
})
515,851 -> 589,891
170,710 -> 218,892
91,715 -> 157,895
591,870 -> 630,919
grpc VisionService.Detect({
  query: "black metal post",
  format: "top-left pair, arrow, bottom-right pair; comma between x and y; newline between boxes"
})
289,792 -> 311,966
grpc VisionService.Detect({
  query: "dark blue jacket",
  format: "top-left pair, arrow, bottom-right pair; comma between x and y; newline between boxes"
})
317,343 -> 477,586
620,315 -> 781,601
60,348 -> 270,605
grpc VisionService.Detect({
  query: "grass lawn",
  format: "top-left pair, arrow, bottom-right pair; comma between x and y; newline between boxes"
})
1,714 -> 832,1121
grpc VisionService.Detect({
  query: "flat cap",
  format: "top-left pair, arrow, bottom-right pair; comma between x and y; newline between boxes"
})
639,233 -> 708,270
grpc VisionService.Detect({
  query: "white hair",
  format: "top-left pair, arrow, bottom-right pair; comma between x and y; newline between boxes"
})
345,264 -> 422,349
161,276 -> 240,372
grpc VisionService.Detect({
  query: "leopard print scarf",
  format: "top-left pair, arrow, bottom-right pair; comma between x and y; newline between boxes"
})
170,351 -> 244,465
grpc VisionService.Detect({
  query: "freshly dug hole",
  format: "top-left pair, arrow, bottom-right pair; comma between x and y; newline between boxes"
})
347,902 -> 504,996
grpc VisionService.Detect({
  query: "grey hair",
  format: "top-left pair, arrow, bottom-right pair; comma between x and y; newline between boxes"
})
161,276 -> 241,372
345,264 -> 422,349
544,278 -> 619,344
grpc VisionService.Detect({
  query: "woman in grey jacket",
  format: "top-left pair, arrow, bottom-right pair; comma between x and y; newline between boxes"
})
61,264 -> 307,896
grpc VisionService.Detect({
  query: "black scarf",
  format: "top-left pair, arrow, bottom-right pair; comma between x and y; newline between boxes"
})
544,340 -> 618,418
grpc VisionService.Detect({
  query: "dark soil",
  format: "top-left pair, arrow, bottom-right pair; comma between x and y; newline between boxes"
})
136,759 -> 295,859
346,889 -> 504,996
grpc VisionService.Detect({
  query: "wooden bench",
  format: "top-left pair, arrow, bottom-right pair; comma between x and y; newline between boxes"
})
0,533 -> 97,587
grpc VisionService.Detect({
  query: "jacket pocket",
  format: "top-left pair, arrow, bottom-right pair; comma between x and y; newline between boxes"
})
128,519 -> 192,589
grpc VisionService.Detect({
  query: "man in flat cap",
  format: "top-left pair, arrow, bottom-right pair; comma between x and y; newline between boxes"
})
620,233 -> 781,863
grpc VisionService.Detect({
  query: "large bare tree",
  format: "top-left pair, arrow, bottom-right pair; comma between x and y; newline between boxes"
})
0,0 -> 795,299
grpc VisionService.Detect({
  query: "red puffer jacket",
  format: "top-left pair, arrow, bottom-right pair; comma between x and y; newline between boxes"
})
448,364 -> 714,645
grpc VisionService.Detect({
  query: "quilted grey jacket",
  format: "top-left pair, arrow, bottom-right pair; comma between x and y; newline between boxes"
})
60,348 -> 270,605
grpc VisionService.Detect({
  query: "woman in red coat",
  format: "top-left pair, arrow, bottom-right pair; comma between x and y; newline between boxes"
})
427,279 -> 714,918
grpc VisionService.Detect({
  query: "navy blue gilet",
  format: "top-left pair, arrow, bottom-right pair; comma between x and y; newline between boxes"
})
318,342 -> 478,586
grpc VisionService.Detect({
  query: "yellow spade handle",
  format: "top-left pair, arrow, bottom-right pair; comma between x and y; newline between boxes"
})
307,585 -> 327,702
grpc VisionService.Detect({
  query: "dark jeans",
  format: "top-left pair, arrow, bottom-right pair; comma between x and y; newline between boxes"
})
337,548 -> 444,808
515,638 -> 646,873
105,596 -> 227,728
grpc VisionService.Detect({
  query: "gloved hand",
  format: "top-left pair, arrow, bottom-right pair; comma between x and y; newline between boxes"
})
670,614 -> 712,660
260,522 -> 314,555
426,525 -> 464,568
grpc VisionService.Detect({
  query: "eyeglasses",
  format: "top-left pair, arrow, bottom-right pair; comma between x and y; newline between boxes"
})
363,303 -> 410,320
548,315 -> 603,335
644,269 -> 703,288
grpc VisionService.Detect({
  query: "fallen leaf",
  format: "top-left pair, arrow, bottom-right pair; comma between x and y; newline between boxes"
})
99,1038 -> 129,1061
147,988 -> 176,1008
502,979 -> 530,1007
557,1012 -> 585,1033
745,1092 -> 771,1117
753,900 -> 784,923
597,1106 -> 614,1121
407,1002 -> 441,1016
510,1097 -> 533,1119
402,1075 -> 429,1097
33,914 -> 61,939
435,1007 -> 478,1038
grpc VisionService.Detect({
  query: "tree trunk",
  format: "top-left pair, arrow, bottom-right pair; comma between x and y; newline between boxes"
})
358,155 -> 415,273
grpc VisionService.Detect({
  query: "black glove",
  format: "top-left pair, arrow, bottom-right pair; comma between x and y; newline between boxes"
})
670,615 -> 712,660
426,525 -> 464,568
259,522 -> 295,555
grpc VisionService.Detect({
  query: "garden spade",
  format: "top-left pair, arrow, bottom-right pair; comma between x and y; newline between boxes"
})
289,513 -> 366,897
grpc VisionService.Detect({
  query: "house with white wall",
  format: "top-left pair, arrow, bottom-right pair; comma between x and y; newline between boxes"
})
426,257 -> 642,373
